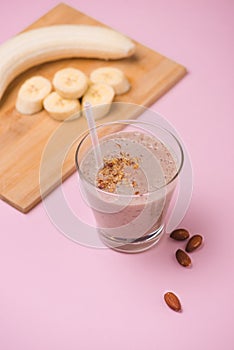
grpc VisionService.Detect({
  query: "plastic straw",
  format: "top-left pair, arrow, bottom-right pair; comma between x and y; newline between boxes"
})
84,102 -> 103,169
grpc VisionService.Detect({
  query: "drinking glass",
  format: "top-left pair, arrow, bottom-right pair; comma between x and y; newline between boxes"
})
75,120 -> 184,253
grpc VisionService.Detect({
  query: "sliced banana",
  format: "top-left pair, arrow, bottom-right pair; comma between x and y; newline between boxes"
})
90,67 -> 130,95
53,67 -> 88,99
43,92 -> 81,121
0,25 -> 136,102
82,83 -> 115,120
16,76 -> 52,115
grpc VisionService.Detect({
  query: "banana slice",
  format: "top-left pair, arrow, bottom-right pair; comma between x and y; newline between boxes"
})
82,83 -> 115,120
16,76 -> 52,115
53,68 -> 88,99
43,92 -> 81,121
90,67 -> 130,95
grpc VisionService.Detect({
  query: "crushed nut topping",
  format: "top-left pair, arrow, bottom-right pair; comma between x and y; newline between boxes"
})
96,152 -> 139,193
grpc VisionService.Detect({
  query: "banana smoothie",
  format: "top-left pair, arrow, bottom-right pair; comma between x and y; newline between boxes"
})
79,130 -> 179,252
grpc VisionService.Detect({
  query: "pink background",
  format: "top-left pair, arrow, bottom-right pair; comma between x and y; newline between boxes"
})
1,0 -> 234,349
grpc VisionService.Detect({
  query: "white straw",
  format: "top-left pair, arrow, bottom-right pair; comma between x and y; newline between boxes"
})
84,102 -> 103,169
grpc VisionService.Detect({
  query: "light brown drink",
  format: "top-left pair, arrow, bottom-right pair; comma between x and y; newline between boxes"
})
79,131 -> 178,252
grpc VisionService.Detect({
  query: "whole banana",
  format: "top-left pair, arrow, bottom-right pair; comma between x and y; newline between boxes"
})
0,24 -> 136,102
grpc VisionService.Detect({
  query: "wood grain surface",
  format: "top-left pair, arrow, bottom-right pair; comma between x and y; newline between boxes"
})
0,3 -> 186,213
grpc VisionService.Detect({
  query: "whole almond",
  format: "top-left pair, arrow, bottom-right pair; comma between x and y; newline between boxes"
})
164,292 -> 182,312
185,234 -> 203,252
170,228 -> 190,241
176,249 -> 191,267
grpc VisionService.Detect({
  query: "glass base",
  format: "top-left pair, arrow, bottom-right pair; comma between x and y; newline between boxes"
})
99,225 -> 165,253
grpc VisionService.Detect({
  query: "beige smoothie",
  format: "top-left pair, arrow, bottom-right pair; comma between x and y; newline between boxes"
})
79,130 -> 178,252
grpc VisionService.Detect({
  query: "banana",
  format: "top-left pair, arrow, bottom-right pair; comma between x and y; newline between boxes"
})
53,67 -> 88,99
43,91 -> 81,121
15,76 -> 52,114
82,83 -> 115,120
90,67 -> 130,94
0,25 -> 135,102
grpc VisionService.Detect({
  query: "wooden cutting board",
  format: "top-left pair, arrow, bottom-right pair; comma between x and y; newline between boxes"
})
0,3 -> 186,213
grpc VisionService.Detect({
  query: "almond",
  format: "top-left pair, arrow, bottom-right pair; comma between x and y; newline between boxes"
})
176,249 -> 191,267
164,292 -> 182,312
185,234 -> 203,252
169,228 -> 190,241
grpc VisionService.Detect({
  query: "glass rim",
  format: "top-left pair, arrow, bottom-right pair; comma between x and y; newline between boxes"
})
75,119 -> 184,197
